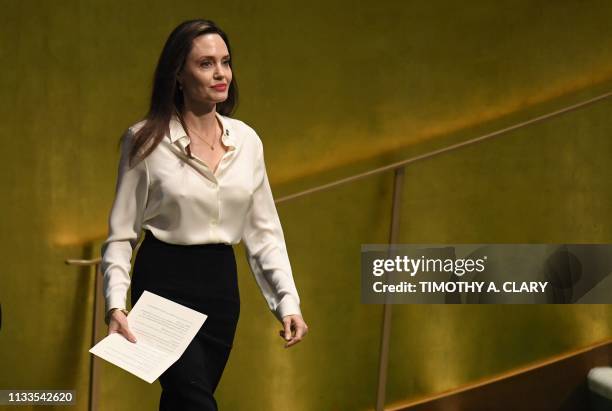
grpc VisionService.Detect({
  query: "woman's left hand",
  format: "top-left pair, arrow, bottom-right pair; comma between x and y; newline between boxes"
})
279,314 -> 308,348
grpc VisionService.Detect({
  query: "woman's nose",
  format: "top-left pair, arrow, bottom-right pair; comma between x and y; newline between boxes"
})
214,63 -> 229,78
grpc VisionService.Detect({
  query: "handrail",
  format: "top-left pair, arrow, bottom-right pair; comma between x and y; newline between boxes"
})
275,90 -> 612,203
65,258 -> 101,266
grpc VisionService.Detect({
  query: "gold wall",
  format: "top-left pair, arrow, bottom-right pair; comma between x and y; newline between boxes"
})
1,1 -> 611,410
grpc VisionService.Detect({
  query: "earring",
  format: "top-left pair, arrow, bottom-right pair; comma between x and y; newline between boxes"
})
178,83 -> 183,90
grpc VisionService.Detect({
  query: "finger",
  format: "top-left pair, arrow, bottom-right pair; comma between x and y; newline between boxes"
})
294,324 -> 307,340
285,323 -> 308,348
122,327 -> 138,343
283,319 -> 292,341
285,335 -> 302,348
127,330 -> 138,343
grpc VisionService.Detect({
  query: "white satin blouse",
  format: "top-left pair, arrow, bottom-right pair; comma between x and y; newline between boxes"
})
100,111 -> 301,322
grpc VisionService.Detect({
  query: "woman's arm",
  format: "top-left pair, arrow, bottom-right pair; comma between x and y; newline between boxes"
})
100,127 -> 149,324
241,137 -> 302,323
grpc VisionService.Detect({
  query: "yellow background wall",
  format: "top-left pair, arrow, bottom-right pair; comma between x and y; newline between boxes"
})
1,1 -> 611,410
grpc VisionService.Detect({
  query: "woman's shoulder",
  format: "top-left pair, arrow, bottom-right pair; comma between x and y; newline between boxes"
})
221,114 -> 263,149
127,118 -> 148,135
116,119 -> 148,156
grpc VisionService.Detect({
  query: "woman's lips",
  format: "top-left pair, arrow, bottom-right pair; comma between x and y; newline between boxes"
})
212,84 -> 227,91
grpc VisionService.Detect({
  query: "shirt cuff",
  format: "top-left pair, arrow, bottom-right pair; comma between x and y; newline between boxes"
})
105,292 -> 127,317
275,295 -> 302,321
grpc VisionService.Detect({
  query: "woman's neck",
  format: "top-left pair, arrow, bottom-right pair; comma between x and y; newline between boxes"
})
179,103 -> 219,136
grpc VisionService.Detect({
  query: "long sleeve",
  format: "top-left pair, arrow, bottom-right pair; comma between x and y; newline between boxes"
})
100,127 -> 149,315
241,139 -> 302,322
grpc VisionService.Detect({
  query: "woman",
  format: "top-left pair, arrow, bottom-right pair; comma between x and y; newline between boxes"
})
100,19 -> 308,410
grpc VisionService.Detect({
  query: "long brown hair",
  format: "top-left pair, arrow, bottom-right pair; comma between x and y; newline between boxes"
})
127,19 -> 239,166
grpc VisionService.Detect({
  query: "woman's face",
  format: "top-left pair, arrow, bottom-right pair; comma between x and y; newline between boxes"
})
177,33 -> 232,108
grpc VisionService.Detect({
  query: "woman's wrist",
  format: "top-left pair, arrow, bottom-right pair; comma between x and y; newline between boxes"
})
105,308 -> 128,325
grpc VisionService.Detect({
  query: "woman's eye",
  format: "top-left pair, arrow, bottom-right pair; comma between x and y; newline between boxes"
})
200,60 -> 230,67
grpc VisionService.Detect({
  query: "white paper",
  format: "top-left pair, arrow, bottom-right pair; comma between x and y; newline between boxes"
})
89,290 -> 207,383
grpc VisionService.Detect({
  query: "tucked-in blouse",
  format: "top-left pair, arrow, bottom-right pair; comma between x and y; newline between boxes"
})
100,111 -> 301,322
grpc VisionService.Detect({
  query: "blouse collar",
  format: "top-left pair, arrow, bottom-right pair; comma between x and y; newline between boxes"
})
168,111 -> 237,152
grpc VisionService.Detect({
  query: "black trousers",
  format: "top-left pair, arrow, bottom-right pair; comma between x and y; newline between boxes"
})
131,230 -> 240,411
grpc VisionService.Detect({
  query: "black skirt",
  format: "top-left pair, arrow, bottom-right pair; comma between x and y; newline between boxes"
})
131,229 -> 240,411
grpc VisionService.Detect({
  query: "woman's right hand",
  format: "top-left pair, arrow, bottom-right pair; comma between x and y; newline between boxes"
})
107,309 -> 137,343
